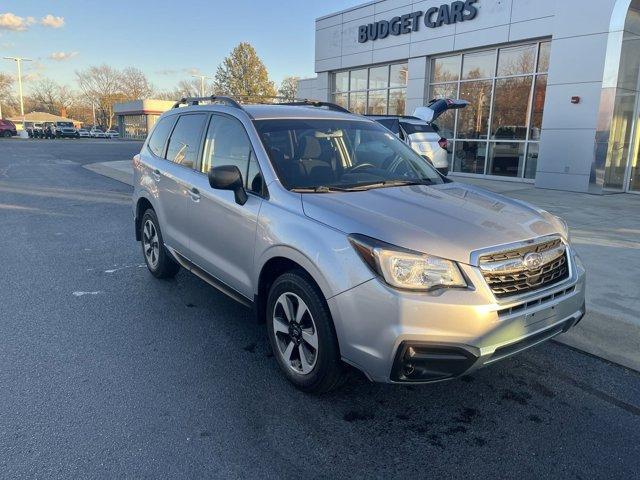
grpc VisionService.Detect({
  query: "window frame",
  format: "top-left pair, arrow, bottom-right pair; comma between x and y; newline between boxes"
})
196,112 -> 268,199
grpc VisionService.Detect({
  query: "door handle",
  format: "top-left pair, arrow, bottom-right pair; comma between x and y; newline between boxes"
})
152,169 -> 162,181
188,187 -> 200,202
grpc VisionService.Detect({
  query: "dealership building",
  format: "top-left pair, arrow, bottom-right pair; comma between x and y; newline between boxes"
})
298,0 -> 640,193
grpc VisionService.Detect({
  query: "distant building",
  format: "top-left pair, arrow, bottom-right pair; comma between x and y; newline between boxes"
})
8,111 -> 82,130
114,99 -> 175,140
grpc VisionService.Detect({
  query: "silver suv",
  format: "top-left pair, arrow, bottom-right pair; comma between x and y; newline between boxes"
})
133,97 -> 586,393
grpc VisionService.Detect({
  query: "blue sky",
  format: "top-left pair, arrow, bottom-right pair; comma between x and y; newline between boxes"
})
0,0 -> 362,93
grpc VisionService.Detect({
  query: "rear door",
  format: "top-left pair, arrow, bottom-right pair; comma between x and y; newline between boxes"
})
187,113 -> 265,299
154,113 -> 208,254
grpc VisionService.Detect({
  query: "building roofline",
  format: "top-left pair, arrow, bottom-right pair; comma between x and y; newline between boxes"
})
316,0 -> 375,22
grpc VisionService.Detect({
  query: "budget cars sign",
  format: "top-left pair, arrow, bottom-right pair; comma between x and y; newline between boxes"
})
358,0 -> 479,43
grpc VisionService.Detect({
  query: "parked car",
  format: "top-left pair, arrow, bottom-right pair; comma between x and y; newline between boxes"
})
133,97 -> 586,393
42,122 -> 56,139
31,122 -> 44,138
52,121 -> 78,138
77,128 -> 91,138
90,128 -> 107,138
105,129 -> 119,139
368,115 -> 450,175
369,99 -> 468,176
0,119 -> 17,137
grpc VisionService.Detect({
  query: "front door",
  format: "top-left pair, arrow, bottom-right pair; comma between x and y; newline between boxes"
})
188,114 -> 265,299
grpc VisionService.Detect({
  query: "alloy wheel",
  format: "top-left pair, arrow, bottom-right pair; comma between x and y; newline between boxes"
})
142,219 -> 160,269
272,292 -> 318,375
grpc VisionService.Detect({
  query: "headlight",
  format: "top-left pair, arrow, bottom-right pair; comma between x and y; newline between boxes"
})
348,234 -> 467,291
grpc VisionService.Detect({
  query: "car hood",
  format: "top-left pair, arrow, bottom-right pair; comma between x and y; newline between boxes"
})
301,182 -> 563,265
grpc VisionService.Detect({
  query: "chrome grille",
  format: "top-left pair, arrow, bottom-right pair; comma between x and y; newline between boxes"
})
479,237 -> 570,298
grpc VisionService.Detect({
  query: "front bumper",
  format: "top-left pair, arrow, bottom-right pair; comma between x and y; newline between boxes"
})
328,250 -> 586,383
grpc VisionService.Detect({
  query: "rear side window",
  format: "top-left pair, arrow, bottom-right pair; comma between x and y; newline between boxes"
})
375,118 -> 400,135
147,116 -> 175,158
165,114 -> 208,169
400,122 -> 436,135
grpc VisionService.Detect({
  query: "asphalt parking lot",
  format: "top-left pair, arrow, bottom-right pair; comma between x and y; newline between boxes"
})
1,138 -> 639,479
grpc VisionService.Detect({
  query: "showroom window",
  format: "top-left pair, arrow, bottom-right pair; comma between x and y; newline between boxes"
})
429,41 -> 550,179
332,63 -> 408,115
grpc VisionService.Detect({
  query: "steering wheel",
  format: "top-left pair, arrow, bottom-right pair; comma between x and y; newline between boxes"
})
383,156 -> 412,176
348,163 -> 376,173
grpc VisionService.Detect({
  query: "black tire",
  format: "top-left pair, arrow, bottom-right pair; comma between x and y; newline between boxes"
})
2,131 -> 11,138
140,208 -> 180,279
266,271 -> 345,393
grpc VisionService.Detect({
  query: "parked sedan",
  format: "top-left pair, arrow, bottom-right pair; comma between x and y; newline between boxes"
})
105,129 -> 119,139
90,128 -> 107,138
77,128 -> 91,138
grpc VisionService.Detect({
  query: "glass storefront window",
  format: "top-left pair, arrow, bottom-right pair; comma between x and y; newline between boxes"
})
334,93 -> 348,110
369,66 -> 388,90
349,91 -> 366,114
457,80 -> 492,139
497,44 -> 536,77
431,55 -> 461,83
332,63 -> 408,115
390,64 -> 408,87
491,76 -> 533,140
462,51 -> 496,80
368,90 -> 388,114
538,42 -> 551,73
487,142 -> 526,177
453,141 -> 487,174
388,89 -> 406,115
430,83 -> 458,139
350,69 -> 368,91
525,143 -> 539,179
335,71 -> 349,92
530,75 -> 547,140
429,41 -> 549,180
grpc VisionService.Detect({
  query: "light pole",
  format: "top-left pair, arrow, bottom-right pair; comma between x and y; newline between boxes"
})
3,56 -> 32,120
191,74 -> 214,97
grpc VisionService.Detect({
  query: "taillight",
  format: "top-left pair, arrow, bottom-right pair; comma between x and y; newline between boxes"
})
438,138 -> 448,150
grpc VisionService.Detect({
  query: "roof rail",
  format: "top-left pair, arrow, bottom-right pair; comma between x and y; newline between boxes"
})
172,96 -> 243,109
280,99 -> 351,113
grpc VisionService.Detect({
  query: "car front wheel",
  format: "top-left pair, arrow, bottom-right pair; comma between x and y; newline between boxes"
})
266,271 -> 345,393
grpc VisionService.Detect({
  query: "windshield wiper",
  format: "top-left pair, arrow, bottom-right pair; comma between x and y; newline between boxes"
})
345,179 -> 435,191
290,185 -> 352,193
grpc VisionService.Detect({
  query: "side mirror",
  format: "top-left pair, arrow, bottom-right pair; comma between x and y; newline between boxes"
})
208,165 -> 248,205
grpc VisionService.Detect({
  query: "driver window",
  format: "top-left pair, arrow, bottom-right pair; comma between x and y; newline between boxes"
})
202,115 -> 264,194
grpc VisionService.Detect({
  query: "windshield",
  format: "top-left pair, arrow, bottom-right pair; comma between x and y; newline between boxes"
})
58,122 -> 74,128
254,119 -> 445,191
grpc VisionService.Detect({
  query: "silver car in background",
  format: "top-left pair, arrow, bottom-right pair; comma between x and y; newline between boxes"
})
369,115 -> 451,175
133,97 -> 586,393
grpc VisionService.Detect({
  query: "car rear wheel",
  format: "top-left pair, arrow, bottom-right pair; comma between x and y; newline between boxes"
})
2,131 -> 11,138
266,271 -> 345,393
140,209 -> 180,279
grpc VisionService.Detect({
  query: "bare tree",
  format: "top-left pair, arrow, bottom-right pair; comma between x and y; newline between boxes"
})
278,76 -> 299,102
120,67 -> 154,101
0,73 -> 14,117
31,78 -> 60,113
76,65 -> 123,129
